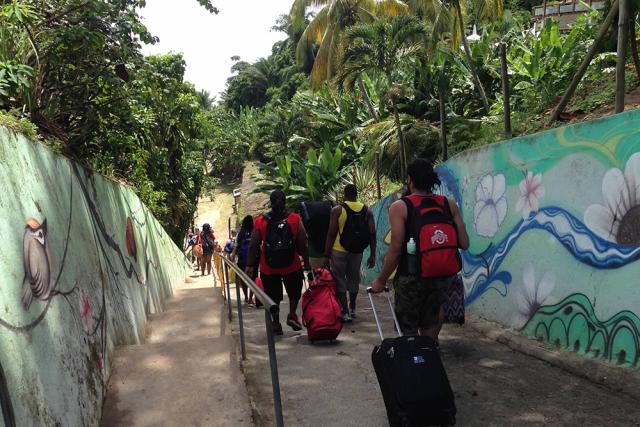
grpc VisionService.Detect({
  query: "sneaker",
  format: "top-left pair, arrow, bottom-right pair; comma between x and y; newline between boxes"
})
272,321 -> 283,335
286,313 -> 302,331
349,308 -> 357,319
341,312 -> 352,323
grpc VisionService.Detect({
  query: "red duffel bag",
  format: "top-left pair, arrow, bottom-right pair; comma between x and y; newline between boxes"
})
302,268 -> 343,343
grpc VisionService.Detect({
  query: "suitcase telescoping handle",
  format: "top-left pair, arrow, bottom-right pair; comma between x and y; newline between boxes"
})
366,287 -> 403,341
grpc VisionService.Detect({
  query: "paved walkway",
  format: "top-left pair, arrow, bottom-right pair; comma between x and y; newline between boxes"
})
101,273 -> 253,426
236,287 -> 640,426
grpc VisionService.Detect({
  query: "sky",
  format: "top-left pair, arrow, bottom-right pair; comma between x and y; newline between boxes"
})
140,0 -> 293,101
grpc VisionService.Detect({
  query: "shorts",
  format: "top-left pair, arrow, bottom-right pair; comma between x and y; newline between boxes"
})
260,269 -> 304,304
330,250 -> 363,294
394,275 -> 449,335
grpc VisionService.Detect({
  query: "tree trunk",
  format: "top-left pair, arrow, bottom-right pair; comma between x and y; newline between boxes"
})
500,43 -> 512,138
392,103 -> 407,179
453,0 -> 490,113
358,77 -> 379,121
616,0 -> 628,113
358,77 -> 381,200
628,8 -> 640,80
439,60 -> 448,161
550,0 -> 620,122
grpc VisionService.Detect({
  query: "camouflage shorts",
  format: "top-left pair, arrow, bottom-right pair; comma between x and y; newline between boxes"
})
394,275 -> 449,335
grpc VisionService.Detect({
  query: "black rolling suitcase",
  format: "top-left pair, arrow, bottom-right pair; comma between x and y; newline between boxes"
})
367,287 -> 456,426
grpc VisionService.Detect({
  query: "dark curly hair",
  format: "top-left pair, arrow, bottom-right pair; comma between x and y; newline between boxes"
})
407,158 -> 441,192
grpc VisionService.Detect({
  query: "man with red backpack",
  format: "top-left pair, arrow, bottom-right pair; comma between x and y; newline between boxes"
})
323,184 -> 376,323
245,190 -> 311,335
371,159 -> 469,339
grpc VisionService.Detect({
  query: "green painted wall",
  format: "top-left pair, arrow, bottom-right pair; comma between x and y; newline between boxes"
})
363,109 -> 640,369
0,127 -> 190,426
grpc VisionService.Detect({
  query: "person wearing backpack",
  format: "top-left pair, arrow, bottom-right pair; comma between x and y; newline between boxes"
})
323,184 -> 377,323
223,229 -> 237,258
371,159 -> 469,340
196,223 -> 216,276
232,215 -> 257,306
245,190 -> 311,335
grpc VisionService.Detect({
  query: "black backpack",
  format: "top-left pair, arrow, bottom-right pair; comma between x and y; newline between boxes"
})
202,233 -> 213,251
264,213 -> 295,268
339,203 -> 370,254
301,201 -> 332,253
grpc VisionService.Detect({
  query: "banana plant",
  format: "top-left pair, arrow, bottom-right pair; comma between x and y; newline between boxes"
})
252,144 -> 347,207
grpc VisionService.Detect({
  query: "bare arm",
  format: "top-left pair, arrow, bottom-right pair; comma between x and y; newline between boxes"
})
323,206 -> 342,257
372,200 -> 407,291
367,207 -> 377,268
449,198 -> 470,250
296,221 -> 311,270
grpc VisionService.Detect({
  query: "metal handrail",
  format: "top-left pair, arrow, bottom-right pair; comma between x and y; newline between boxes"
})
218,255 -> 284,427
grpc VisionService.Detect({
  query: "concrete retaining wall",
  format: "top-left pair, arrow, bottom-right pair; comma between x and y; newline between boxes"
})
0,127 -> 190,426
362,109 -> 640,369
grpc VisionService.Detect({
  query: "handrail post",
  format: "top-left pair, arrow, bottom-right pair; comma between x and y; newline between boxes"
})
235,275 -> 247,361
223,262 -> 232,321
264,308 -> 284,427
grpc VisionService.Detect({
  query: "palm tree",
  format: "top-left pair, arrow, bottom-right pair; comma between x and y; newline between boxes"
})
406,0 -> 504,112
290,0 -> 409,91
336,14 -> 427,178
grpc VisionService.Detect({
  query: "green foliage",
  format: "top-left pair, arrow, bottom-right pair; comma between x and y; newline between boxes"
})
329,165 -> 400,206
508,14 -> 597,111
253,144 -> 348,206
0,0 -> 221,245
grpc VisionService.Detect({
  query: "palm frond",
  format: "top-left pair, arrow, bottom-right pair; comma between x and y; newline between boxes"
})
373,0 -> 410,16
476,0 -> 503,22
310,25 -> 335,89
289,0 -> 333,31
296,6 -> 330,67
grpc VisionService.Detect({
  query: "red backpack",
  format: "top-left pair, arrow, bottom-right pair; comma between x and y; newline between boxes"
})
301,269 -> 343,343
402,195 -> 462,278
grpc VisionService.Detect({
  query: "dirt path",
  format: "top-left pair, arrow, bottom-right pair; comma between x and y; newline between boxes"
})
195,182 -> 239,241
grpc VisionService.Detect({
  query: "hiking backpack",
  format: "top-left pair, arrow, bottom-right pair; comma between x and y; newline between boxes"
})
263,213 -> 295,268
339,203 -> 370,254
402,195 -> 461,278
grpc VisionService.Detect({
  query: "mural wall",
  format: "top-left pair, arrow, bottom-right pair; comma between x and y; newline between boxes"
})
0,127 -> 191,426
363,109 -> 640,369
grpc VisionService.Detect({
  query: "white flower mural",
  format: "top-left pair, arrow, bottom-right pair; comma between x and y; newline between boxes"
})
584,152 -> 640,246
473,173 -> 508,238
516,263 -> 555,323
516,171 -> 545,219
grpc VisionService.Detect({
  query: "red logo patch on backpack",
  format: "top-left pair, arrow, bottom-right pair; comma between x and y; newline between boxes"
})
403,195 -> 462,278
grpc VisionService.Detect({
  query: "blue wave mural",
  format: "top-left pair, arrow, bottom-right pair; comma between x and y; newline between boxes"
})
436,164 -> 640,306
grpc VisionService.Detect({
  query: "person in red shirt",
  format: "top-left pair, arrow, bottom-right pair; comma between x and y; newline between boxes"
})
245,190 -> 311,335
196,223 -> 216,276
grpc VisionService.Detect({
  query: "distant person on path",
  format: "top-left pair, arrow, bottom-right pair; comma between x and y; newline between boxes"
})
323,184 -> 376,322
371,159 -> 469,340
223,229 -> 237,258
245,190 -> 311,335
197,223 -> 216,276
232,215 -> 257,305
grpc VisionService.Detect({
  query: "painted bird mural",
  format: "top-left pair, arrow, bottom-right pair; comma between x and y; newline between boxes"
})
22,218 -> 52,310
